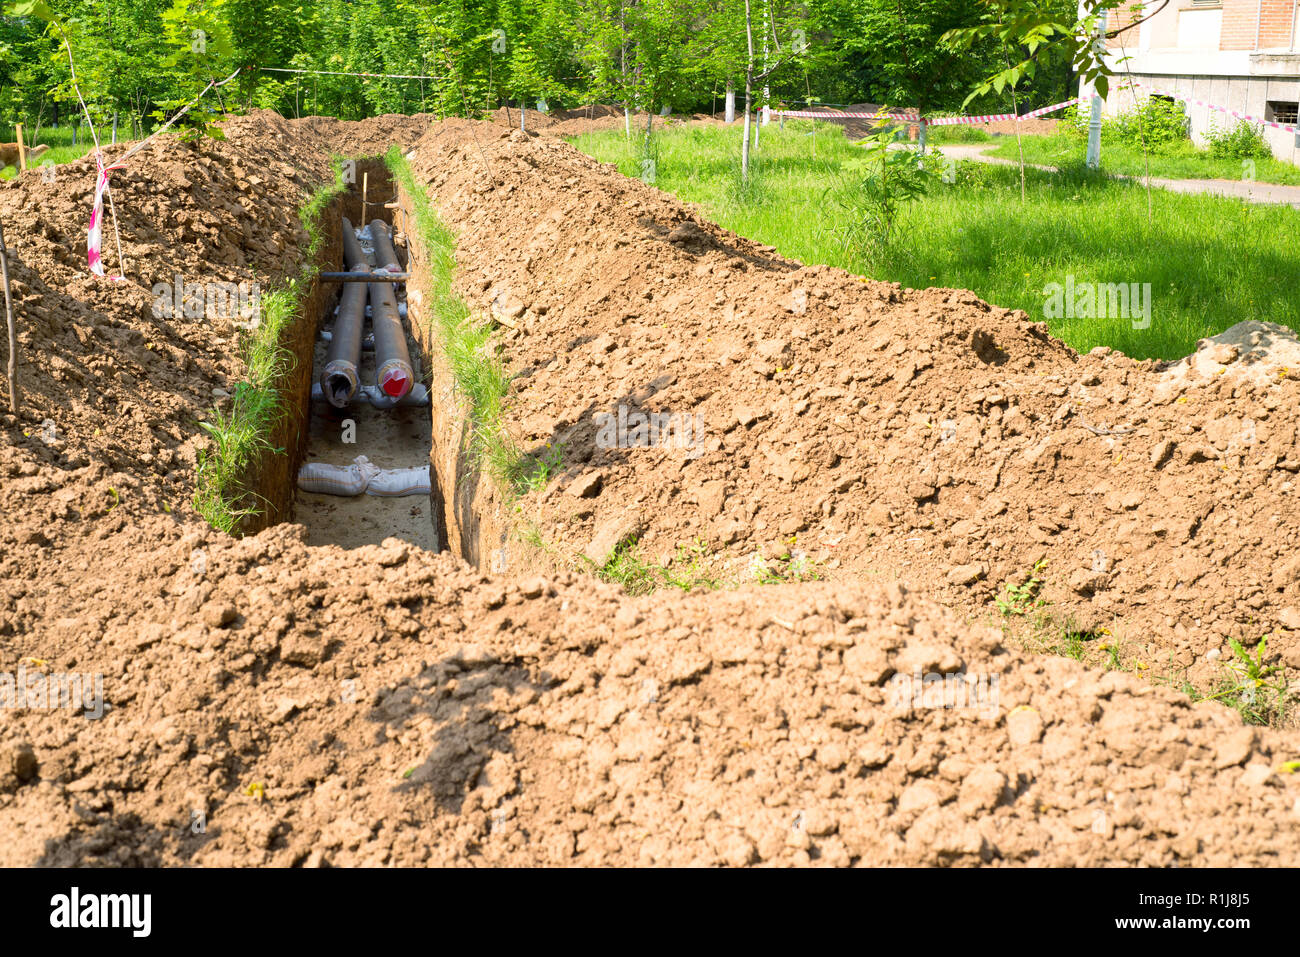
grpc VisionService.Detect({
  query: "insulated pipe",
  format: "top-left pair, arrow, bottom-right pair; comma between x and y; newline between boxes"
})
321,280 -> 366,407
366,219 -> 413,399
320,216 -> 371,407
340,215 -> 368,271
369,219 -> 403,272
369,273 -> 413,399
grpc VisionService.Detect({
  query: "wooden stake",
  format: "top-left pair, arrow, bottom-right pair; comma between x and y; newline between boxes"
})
14,123 -> 26,171
361,171 -> 369,226
0,218 -> 19,414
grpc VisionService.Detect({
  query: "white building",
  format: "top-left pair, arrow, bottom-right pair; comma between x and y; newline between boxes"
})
1097,0 -> 1299,163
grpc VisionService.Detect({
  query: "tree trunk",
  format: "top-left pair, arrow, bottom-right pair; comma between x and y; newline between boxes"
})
742,0 -> 755,181
725,78 -> 735,123
742,83 -> 752,181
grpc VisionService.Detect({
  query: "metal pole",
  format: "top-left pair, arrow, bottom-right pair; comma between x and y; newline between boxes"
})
1087,9 -> 1107,170
0,218 -> 19,414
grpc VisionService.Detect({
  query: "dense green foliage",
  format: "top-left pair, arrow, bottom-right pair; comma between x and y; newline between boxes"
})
2,0 -> 1088,136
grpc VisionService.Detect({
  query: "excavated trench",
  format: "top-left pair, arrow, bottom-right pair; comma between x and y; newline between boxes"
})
279,160 -> 445,551
239,156 -> 520,570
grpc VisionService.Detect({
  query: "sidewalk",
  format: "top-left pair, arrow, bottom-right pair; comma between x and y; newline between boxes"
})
936,143 -> 1300,208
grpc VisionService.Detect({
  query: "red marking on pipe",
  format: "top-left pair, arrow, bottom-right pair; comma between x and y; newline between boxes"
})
381,369 -> 410,398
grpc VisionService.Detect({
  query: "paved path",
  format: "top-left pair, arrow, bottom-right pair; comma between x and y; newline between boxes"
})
937,143 -> 1300,208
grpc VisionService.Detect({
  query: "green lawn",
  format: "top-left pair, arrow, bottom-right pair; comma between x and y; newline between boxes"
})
984,131 -> 1300,185
571,120 -> 1300,360
925,125 -> 994,145
0,124 -> 92,179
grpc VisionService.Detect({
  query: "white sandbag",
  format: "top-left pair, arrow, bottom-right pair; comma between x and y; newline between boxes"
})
365,464 -> 431,497
297,456 -> 380,496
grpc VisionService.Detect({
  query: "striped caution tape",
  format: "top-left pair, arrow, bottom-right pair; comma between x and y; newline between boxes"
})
772,97 -> 1080,128
771,109 -> 921,122
87,65 -> 245,280
926,97 -> 1082,126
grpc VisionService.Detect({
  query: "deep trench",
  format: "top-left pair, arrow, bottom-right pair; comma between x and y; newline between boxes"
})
290,160 -> 444,552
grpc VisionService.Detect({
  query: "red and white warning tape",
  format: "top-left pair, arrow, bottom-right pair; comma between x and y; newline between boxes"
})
86,65 -> 245,279
927,97 -> 1082,126
771,97 -> 1081,128
770,109 -> 920,122
1116,80 -> 1300,136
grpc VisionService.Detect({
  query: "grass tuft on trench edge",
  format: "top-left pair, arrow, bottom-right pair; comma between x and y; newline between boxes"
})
193,159 -> 348,534
385,145 -> 546,495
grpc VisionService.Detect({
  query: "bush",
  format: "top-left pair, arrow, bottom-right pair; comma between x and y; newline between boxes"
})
1204,119 -> 1273,160
1104,97 -> 1190,151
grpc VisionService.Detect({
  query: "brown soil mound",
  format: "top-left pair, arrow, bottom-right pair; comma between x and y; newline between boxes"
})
410,124 -> 1300,695
0,112 -> 1297,866
3,519 -> 1295,866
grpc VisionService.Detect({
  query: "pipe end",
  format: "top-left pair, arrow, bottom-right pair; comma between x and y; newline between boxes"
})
380,368 -> 411,399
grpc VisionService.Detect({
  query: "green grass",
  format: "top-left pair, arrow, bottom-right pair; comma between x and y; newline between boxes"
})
570,120 -> 1300,360
193,161 -> 348,534
386,146 -> 551,495
983,131 -> 1300,185
924,125 -> 994,145
592,537 -> 722,595
0,124 -> 92,179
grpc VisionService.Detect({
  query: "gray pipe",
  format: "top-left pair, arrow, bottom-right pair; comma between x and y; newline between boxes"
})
320,217 -> 371,407
366,219 -> 413,400
369,218 -> 402,272
321,280 -> 366,407
341,215 -> 368,270
370,276 -> 413,399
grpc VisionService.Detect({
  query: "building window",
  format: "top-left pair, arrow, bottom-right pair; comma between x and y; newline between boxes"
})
1267,101 -> 1299,126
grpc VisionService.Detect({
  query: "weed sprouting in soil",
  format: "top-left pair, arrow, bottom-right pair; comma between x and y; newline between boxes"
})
1205,636 -> 1292,726
592,537 -> 723,596
996,558 -> 1048,616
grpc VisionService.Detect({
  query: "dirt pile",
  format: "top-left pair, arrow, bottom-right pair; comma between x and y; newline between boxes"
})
2,519 -> 1297,866
406,122 -> 1300,696
0,111 -> 1297,866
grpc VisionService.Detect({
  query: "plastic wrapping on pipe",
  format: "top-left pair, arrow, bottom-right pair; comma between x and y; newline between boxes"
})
297,455 -> 431,497
320,329 -> 376,350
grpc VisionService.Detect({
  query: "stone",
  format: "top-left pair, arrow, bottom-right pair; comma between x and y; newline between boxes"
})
201,601 -> 237,628
946,563 -> 988,586
1007,706 -> 1043,746
1213,727 -> 1256,769
568,471 -> 603,499
583,517 -> 644,567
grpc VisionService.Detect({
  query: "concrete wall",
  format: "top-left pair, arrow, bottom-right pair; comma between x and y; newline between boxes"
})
1101,73 -> 1300,165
